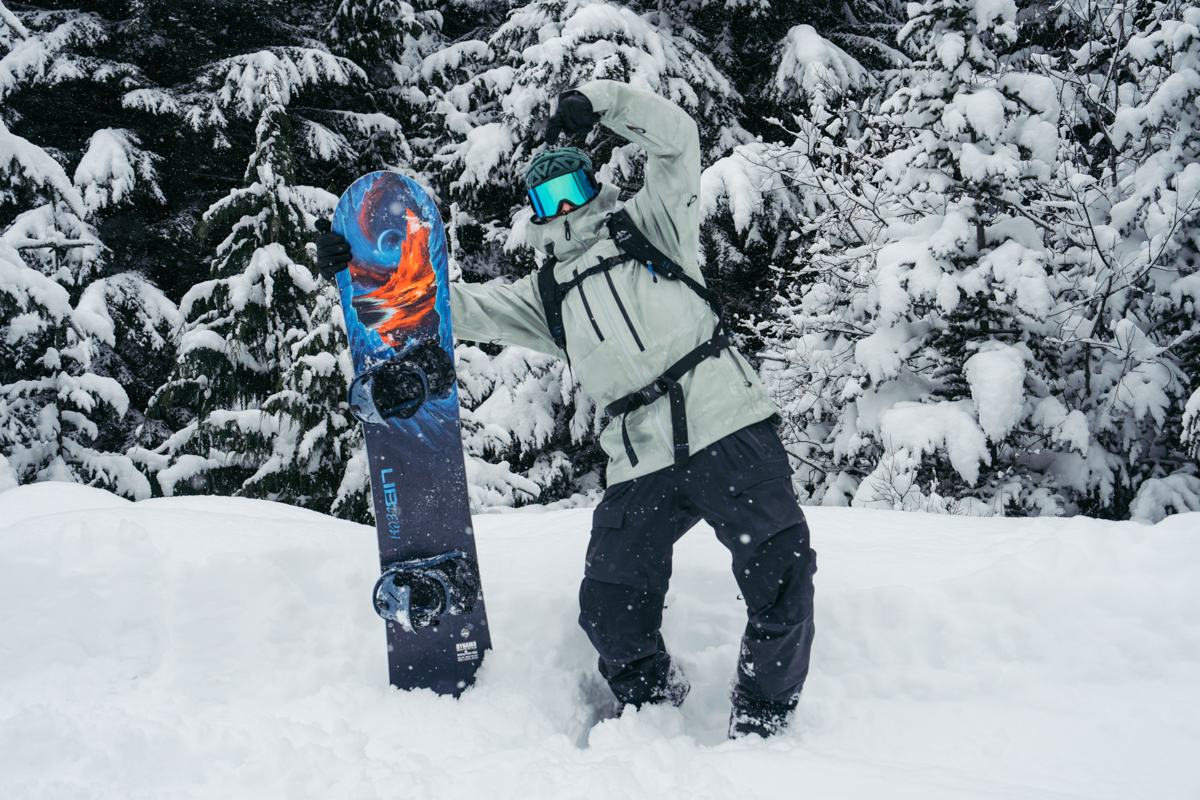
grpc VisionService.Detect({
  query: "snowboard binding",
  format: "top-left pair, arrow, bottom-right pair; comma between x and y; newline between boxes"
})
348,338 -> 456,424
373,551 -> 481,633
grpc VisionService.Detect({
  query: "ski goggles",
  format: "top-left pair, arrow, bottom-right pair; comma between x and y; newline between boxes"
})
527,169 -> 597,218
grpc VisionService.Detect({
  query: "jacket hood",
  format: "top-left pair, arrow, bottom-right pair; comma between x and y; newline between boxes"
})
523,183 -> 620,262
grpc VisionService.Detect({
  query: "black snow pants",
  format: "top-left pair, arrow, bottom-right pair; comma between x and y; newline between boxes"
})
579,418 -> 817,707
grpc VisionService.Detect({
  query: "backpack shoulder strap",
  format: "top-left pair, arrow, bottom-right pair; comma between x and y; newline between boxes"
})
606,209 -> 723,320
538,210 -> 724,357
536,255 -> 566,352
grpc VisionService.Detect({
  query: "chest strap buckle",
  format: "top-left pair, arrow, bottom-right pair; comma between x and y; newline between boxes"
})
605,332 -> 731,469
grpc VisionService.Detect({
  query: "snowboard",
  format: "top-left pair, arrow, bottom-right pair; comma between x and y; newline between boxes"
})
331,171 -> 490,696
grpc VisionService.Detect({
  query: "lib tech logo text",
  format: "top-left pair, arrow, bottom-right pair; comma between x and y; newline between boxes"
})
380,467 -> 401,539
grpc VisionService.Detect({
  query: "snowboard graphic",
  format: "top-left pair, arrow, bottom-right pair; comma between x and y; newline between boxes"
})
331,171 -> 490,696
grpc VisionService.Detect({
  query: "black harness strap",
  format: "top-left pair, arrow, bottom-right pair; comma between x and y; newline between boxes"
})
604,332 -> 730,467
558,255 -> 628,298
605,209 -> 724,321
535,209 -> 733,468
537,255 -> 565,351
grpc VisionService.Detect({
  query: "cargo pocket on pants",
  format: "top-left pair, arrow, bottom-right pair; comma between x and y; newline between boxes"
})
718,458 -> 806,552
584,505 -> 672,594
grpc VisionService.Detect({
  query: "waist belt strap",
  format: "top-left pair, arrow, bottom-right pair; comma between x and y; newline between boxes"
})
605,332 -> 731,468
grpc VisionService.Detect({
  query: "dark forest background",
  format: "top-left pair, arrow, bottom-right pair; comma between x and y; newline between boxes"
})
1,0 -> 1197,522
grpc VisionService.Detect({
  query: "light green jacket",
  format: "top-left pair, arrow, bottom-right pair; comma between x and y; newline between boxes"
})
450,80 -> 777,484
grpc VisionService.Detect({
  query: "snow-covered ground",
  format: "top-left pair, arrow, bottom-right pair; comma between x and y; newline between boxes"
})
1,483 -> 1197,799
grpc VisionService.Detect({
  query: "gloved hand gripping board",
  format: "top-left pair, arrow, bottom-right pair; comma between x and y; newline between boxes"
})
331,171 -> 490,696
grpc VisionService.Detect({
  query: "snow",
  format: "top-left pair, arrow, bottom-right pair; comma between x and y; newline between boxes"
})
1031,396 -> 1089,454
880,400 -> 990,485
772,25 -> 873,109
121,87 -> 182,117
1185,387 -> 1200,445
1112,68 -> 1200,149
449,122 -> 514,190
494,0 -> 736,149
0,1 -> 29,41
954,88 -> 1008,142
973,0 -> 1017,35
0,240 -> 72,320
72,272 -> 181,349
963,343 -> 1026,442
0,453 -> 16,492
0,482 -> 1197,799
699,143 -> 793,235
0,204 -> 103,282
299,119 -> 354,162
1129,474 -> 1200,523
0,118 -> 88,218
936,32 -> 965,71
73,128 -> 161,214
208,49 -> 366,120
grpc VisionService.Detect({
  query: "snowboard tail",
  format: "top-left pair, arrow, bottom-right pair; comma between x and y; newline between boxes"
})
332,171 -> 490,696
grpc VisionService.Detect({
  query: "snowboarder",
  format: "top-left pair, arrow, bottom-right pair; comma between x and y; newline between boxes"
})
317,80 -> 817,738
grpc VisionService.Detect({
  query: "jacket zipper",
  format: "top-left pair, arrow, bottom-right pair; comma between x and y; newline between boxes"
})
604,270 -> 645,351
588,262 -> 674,458
576,276 -> 605,342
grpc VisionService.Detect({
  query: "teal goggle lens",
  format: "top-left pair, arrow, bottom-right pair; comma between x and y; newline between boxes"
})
528,169 -> 596,218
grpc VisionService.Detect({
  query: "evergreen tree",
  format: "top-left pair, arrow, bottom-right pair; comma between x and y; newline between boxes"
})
140,78 -> 368,518
755,0 -> 1078,514
1037,0 -> 1200,518
0,119 -> 153,497
701,24 -> 879,358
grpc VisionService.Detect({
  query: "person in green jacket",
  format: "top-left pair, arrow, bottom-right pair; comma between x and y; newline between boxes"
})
317,80 -> 816,738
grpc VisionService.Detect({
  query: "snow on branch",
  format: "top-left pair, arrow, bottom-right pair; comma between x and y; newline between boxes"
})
121,88 -> 181,117
0,11 -> 109,100
494,0 -> 737,136
0,239 -> 71,319
202,48 -> 367,120
73,273 -> 181,349
1,205 -> 102,279
296,119 -> 355,162
0,0 -> 29,41
772,25 -> 874,111
700,143 -> 803,235
73,128 -> 164,214
0,119 -> 87,217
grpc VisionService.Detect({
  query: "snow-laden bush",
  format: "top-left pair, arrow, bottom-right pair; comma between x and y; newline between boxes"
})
757,0 -> 1199,518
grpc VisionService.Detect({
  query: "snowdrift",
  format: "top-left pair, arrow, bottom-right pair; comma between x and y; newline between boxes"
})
1,483 -> 1197,799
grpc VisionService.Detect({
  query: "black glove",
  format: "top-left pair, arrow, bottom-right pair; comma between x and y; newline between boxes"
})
315,218 -> 352,280
545,90 -> 601,145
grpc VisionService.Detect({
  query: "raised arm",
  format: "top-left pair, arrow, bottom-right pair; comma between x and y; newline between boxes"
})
574,80 -> 703,279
